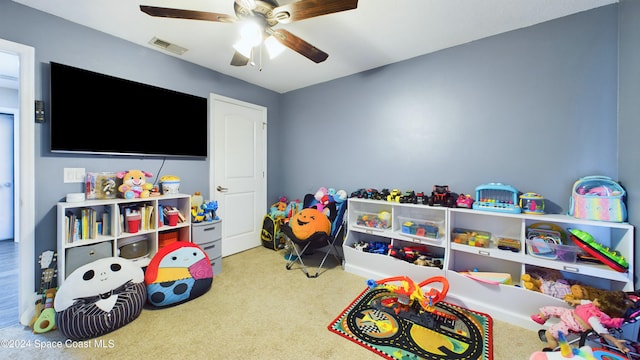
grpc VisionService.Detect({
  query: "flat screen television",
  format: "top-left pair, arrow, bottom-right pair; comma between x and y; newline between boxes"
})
50,62 -> 208,158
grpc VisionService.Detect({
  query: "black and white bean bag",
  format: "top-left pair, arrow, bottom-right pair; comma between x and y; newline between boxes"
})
54,257 -> 146,340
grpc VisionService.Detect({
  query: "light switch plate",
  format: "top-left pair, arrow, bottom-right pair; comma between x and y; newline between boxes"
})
64,168 -> 86,183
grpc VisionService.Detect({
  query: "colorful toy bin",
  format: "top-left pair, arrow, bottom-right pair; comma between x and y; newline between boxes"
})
519,192 -> 545,215
160,175 -> 181,195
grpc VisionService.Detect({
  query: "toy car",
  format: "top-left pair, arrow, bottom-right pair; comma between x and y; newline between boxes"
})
456,194 -> 474,208
350,188 -> 366,198
387,189 -> 402,202
427,185 -> 456,207
372,188 -> 390,201
399,190 -> 417,204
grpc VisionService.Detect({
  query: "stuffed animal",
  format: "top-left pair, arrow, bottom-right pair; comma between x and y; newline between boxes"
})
269,197 -> 287,220
117,170 -> 153,199
564,284 -> 610,303
290,208 -> 331,240
521,273 -> 542,292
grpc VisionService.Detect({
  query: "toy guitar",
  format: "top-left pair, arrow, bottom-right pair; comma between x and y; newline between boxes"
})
568,228 -> 628,273
31,250 -> 58,334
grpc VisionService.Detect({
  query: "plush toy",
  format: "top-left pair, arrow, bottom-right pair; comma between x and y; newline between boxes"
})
117,170 -> 153,199
564,284 -> 610,303
333,189 -> 348,203
314,187 -> 330,213
290,208 -> 331,240
522,273 -> 543,292
284,199 -> 302,223
269,196 -> 288,220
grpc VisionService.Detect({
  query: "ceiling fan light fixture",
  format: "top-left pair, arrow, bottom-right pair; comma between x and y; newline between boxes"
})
233,40 -> 254,58
264,35 -> 285,59
239,21 -> 263,47
235,0 -> 257,10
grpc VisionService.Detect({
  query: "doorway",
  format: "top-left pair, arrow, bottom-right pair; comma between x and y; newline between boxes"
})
0,39 -> 35,327
210,94 -> 267,257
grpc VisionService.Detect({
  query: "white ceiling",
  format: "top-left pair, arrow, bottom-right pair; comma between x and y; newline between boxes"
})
5,0 -> 617,93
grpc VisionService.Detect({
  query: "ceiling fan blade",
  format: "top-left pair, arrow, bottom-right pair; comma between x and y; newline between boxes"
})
272,0 -> 358,24
271,29 -> 328,63
140,5 -> 237,23
230,51 -> 250,66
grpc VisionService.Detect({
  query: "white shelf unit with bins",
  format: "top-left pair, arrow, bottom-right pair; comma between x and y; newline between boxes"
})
57,194 -> 191,285
447,208 -> 634,329
343,198 -> 448,282
342,198 -> 634,330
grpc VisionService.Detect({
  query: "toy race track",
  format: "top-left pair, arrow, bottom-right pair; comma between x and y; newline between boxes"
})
568,228 -> 628,273
330,286 -> 492,360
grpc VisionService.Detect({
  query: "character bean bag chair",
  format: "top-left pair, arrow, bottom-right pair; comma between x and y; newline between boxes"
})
144,241 -> 213,308
54,257 -> 146,340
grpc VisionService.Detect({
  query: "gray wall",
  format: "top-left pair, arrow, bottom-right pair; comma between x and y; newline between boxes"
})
0,0 -> 282,281
2,1 -> 639,288
618,0 -> 640,285
280,6 -> 619,216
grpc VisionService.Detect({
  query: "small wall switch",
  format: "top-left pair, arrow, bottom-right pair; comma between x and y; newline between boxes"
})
64,168 -> 86,183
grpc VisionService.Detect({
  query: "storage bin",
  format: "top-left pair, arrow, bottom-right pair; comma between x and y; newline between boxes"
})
118,235 -> 149,260
398,216 -> 443,239
496,237 -> 521,252
526,238 -> 582,263
354,211 -> 391,229
451,228 -> 491,248
159,231 -> 178,248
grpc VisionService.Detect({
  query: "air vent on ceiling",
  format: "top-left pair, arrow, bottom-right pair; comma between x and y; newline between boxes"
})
149,37 -> 188,55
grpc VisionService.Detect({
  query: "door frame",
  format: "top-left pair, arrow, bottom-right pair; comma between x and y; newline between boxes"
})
0,39 -> 35,325
0,107 -> 18,241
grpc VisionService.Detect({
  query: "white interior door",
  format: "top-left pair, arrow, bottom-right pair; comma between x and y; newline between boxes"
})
0,112 -> 14,240
210,94 -> 266,257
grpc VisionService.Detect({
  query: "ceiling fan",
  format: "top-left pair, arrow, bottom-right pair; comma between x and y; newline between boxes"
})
140,0 -> 359,67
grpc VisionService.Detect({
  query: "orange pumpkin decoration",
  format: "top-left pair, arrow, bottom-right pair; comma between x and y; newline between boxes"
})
290,208 -> 331,240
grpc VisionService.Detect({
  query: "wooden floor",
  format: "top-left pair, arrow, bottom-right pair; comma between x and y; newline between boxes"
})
0,239 -> 19,329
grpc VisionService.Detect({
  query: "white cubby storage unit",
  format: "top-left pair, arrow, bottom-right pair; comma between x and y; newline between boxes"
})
343,198 -> 634,330
56,194 -> 191,285
343,198 -> 448,282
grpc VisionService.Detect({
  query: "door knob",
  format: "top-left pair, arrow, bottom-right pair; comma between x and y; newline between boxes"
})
216,186 -> 229,192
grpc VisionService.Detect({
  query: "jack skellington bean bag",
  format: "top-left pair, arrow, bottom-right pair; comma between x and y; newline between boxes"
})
54,257 -> 146,340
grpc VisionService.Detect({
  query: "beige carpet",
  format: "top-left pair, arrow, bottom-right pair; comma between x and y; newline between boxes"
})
0,246 -> 544,359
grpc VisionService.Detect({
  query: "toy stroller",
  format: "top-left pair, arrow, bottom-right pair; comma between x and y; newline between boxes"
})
569,292 -> 640,359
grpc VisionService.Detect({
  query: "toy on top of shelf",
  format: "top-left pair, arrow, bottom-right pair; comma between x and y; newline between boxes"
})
568,228 -> 629,273
117,170 -> 153,199
455,194 -> 474,208
569,175 -> 627,222
387,189 -> 402,202
416,192 -> 428,204
350,188 -> 366,198
372,188 -> 390,201
399,190 -> 417,204
159,175 -> 181,195
427,185 -> 456,207
191,192 -> 205,223
202,200 -> 219,221
520,192 -> 545,215
472,182 -> 521,214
